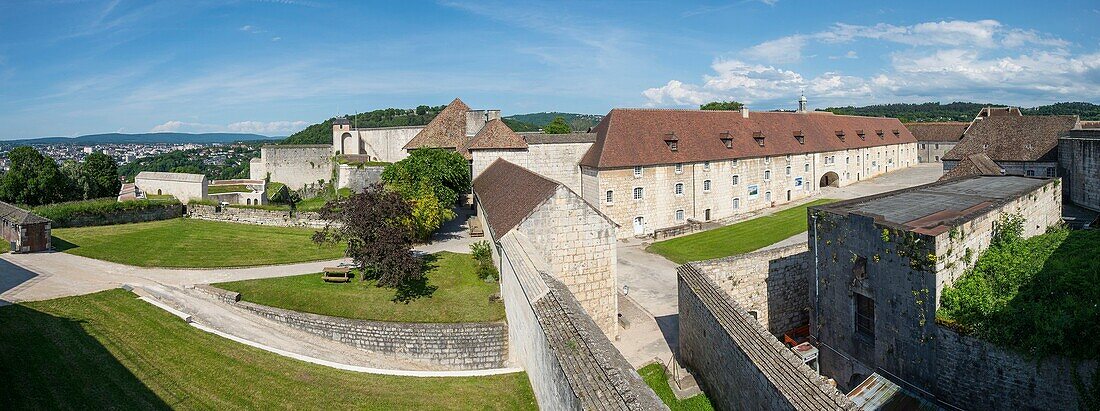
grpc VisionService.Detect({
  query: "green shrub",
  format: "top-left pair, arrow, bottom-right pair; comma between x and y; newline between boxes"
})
470,241 -> 498,281
33,198 -> 181,227
188,198 -> 218,206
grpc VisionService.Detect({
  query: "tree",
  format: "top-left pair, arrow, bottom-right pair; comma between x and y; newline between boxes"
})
381,148 -> 469,241
0,146 -> 71,206
542,116 -> 572,134
81,152 -> 121,200
408,181 -> 455,242
313,183 -> 421,288
700,101 -> 744,111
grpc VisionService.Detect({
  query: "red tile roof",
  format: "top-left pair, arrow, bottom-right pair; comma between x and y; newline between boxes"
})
467,119 -> 528,150
403,98 -> 474,158
904,122 -> 968,142
942,115 -> 1078,162
579,109 -> 917,168
473,159 -> 562,238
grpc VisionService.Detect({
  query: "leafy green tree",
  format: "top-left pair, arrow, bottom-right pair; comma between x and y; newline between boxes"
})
542,116 -> 572,134
408,181 -> 455,242
313,183 -> 421,288
0,146 -> 71,206
381,148 -> 469,240
80,152 -> 121,200
470,240 -> 497,281
700,101 -> 744,111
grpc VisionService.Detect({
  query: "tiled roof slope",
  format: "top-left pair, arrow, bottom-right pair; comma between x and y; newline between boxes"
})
0,201 -> 49,225
580,109 -> 917,168
403,98 -> 473,158
940,153 -> 1003,181
473,159 -> 561,238
520,132 -> 598,144
905,122 -> 968,142
943,115 -> 1078,162
467,119 -> 528,150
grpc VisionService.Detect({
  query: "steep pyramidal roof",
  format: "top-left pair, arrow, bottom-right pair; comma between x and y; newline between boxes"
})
467,119 -> 528,150
403,98 -> 474,158
940,153 -> 1004,181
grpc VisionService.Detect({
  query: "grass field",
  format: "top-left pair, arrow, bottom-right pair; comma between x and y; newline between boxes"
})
646,199 -> 837,264
0,289 -> 537,409
52,218 -> 344,268
638,364 -> 714,411
207,184 -> 250,194
215,252 -> 504,323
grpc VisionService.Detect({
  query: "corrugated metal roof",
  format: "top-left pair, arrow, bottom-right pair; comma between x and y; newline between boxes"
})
848,373 -> 936,411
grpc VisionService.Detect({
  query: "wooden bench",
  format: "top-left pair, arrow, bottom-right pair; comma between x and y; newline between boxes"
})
321,267 -> 352,283
468,216 -> 484,237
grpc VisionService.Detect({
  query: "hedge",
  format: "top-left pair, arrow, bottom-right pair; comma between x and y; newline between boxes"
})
33,198 -> 182,227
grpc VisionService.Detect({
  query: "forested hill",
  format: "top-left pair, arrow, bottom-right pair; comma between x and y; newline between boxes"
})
503,112 -> 603,131
822,102 -> 1100,122
281,105 -> 448,145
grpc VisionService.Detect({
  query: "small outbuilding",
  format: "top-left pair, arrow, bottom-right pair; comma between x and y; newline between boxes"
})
134,171 -> 207,202
0,201 -> 51,253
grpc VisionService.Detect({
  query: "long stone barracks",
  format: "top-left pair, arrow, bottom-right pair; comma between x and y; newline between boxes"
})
573,108 -> 918,239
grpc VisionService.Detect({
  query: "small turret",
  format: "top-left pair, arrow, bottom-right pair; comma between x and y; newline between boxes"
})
797,93 -> 808,113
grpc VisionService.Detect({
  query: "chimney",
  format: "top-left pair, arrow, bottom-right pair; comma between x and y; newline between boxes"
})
740,107 -> 749,118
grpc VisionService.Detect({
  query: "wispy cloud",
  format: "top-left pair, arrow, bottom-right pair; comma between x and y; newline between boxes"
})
151,119 -> 309,134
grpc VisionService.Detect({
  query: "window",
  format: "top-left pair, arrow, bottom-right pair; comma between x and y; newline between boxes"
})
765,191 -> 772,202
764,170 -> 771,181
785,155 -> 792,163
804,164 -> 810,172
675,183 -> 684,195
675,209 -> 685,221
605,190 -> 613,204
703,161 -> 711,171
731,159 -> 739,167
633,187 -> 644,200
855,293 -> 875,340
846,156 -> 850,164
732,175 -> 739,185
934,156 -> 939,161
785,166 -> 791,176
634,166 -> 642,178
669,141 -> 678,151
675,163 -> 683,174
703,179 -> 712,192
1026,169 -> 1035,177
1046,167 -> 1056,177
764,156 -> 771,165
934,144 -> 940,150
733,197 -> 740,209
747,184 -> 760,199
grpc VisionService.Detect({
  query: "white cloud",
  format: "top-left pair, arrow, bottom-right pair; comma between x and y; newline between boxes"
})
151,120 -> 307,134
744,35 -> 807,64
271,36 -> 281,41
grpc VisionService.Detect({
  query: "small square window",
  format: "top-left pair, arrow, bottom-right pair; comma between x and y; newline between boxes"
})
804,164 -> 810,172
675,163 -> 683,174
731,159 -> 739,167
1026,170 -> 1035,177
703,180 -> 711,192
732,175 -> 739,185
633,187 -> 644,200
605,190 -> 613,203
764,170 -> 771,181
733,197 -> 740,209
675,209 -> 685,221
675,183 -> 684,195
703,161 -> 711,171
634,166 -> 643,178
785,166 -> 791,176
1045,167 -> 1055,177
764,157 -> 771,165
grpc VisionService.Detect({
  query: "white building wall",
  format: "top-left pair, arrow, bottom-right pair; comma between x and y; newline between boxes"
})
134,178 -> 206,202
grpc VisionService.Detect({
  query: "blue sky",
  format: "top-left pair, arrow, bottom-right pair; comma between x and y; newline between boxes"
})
1,0 -> 1098,139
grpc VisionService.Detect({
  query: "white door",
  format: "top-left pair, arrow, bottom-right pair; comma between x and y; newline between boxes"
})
633,217 -> 644,236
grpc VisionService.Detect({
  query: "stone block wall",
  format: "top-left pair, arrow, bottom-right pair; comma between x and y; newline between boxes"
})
1059,135 -> 1100,211
186,204 -> 326,228
469,142 -> 593,194
933,324 -> 1097,410
678,264 -> 854,410
256,145 -> 333,190
689,243 -> 810,335
334,126 -> 420,163
57,204 -> 184,228
336,164 -> 384,193
234,300 -> 507,370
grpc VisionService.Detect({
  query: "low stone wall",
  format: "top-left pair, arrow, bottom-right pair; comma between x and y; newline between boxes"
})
689,243 -> 810,335
186,204 -> 326,228
191,284 -> 240,304
57,204 -> 184,228
230,299 -> 506,370
678,264 -> 853,410
336,164 -> 384,193
933,324 -> 1097,410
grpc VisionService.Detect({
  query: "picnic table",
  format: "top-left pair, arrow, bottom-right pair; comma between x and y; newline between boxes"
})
321,267 -> 352,283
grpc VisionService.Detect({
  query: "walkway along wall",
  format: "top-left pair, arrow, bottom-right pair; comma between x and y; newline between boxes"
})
678,264 -> 854,410
497,233 -> 666,410
192,285 -> 506,370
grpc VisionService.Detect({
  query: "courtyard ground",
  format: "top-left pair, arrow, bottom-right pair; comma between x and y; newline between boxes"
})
215,251 -> 505,323
638,363 -> 715,411
51,218 -> 345,268
0,289 -> 536,409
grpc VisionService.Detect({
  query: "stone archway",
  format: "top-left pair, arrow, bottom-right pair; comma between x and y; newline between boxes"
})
819,171 -> 840,188
341,132 -> 356,155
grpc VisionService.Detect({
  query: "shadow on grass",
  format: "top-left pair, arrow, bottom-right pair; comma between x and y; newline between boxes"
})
392,253 -> 440,303
0,302 -> 169,409
50,236 -> 78,252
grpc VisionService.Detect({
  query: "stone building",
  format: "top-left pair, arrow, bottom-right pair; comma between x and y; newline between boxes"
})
248,144 -> 332,190
467,119 -> 596,193
905,122 -> 967,163
807,176 -> 1062,398
134,171 -> 207,202
577,108 -> 919,239
1058,127 -> 1100,212
473,159 -> 619,338
0,201 -> 51,253
206,179 -> 267,206
942,108 -> 1078,178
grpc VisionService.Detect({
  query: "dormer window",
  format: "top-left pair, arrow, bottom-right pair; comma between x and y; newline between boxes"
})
668,141 -> 678,151
892,129 -> 900,137
753,131 -> 765,147
793,130 -> 805,145
856,129 -> 865,138
835,130 -> 845,141
875,129 -> 884,137
720,131 -> 733,149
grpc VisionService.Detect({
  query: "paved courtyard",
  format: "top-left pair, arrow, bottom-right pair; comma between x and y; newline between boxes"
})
612,163 -> 943,367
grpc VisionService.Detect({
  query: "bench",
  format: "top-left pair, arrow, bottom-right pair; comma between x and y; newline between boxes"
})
321,267 -> 352,283
468,216 -> 484,237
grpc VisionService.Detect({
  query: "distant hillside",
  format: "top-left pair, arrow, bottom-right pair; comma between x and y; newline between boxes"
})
281,105 -> 446,145
504,112 -> 604,132
2,132 -> 277,145
823,101 -> 1100,122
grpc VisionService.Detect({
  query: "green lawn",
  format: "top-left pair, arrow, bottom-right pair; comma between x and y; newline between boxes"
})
647,199 -> 837,264
638,364 -> 715,411
215,252 -> 504,323
0,289 -> 537,409
52,218 -> 344,268
207,184 -> 250,194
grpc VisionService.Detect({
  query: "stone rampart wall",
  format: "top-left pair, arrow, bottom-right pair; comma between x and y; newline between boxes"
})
336,164 -> 384,192
1059,136 -> 1100,211
186,204 -> 326,228
678,264 -> 853,410
57,204 -> 184,228
689,243 -> 810,335
933,324 -> 1097,410
227,298 -> 507,370
258,145 -> 333,190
